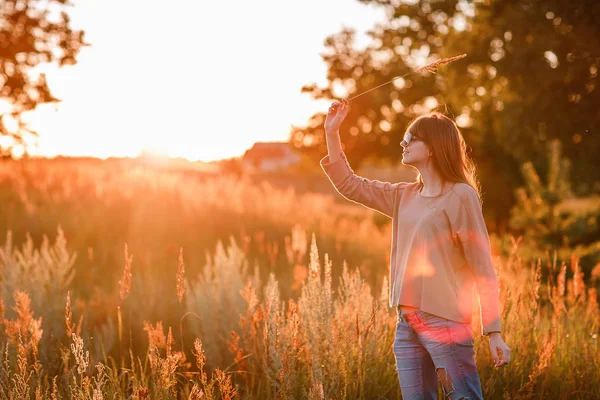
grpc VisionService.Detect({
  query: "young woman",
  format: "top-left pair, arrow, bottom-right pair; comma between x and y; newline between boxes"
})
321,99 -> 510,399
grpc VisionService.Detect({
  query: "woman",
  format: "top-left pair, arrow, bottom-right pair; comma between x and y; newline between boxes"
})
320,99 -> 510,399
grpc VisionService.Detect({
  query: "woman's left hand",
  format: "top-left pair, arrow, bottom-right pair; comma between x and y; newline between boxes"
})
488,333 -> 510,368
324,99 -> 349,135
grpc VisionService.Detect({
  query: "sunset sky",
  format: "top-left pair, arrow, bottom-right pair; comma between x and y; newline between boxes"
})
21,0 -> 388,162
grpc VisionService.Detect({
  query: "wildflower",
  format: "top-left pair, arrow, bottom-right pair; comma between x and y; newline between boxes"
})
51,376 -> 58,400
65,291 -> 74,338
3,291 -> 43,357
215,369 -> 236,400
143,321 -> 166,369
193,338 -> 208,384
71,333 -> 89,375
177,247 -> 185,303
92,388 -> 103,400
188,384 -> 204,400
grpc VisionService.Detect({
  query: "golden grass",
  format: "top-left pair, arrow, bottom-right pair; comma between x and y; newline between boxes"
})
1,230 -> 598,398
0,158 -> 598,398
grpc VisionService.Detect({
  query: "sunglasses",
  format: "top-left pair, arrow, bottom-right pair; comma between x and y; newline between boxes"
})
400,132 -> 426,147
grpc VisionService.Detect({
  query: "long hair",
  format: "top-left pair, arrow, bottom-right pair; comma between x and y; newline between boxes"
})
406,111 -> 482,201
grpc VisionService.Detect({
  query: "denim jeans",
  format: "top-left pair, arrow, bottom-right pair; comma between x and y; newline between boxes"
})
393,308 -> 484,400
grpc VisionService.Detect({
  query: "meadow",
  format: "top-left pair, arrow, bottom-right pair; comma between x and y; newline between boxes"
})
0,157 -> 598,399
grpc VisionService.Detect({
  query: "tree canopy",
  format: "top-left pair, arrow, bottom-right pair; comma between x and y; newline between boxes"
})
0,0 -> 87,157
292,0 -> 600,227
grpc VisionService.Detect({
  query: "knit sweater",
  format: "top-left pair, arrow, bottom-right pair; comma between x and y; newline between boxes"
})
320,151 -> 502,336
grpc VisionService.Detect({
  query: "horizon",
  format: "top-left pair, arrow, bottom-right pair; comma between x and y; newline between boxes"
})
13,139 -> 299,164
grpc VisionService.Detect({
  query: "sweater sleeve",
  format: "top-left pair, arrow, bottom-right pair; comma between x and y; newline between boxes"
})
320,151 -> 406,219
453,187 -> 502,336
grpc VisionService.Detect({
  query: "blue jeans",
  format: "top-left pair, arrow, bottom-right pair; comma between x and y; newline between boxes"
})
393,308 -> 484,400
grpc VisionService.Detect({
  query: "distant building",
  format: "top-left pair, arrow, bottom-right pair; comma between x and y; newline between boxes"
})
242,141 -> 302,172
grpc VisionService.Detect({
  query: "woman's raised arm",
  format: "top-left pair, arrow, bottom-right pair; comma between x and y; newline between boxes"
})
320,100 -> 406,218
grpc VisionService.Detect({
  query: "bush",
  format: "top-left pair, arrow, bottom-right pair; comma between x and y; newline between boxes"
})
508,139 -> 600,275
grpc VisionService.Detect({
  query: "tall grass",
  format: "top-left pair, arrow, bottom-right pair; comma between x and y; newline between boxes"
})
1,225 -> 598,398
0,158 -> 598,398
0,157 -> 391,298
0,157 -> 393,389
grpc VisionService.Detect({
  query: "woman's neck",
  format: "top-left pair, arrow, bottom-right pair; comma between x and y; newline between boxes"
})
419,172 -> 448,197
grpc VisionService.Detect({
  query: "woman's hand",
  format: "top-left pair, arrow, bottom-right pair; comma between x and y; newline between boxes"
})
488,333 -> 511,368
325,99 -> 349,135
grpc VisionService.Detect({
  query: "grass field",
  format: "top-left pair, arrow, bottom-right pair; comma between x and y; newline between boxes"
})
0,158 -> 598,399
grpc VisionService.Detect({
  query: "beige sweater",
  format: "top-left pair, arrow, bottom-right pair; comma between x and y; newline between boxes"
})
320,151 -> 502,336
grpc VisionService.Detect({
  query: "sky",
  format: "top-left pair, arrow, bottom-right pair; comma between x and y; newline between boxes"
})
19,0 -> 389,162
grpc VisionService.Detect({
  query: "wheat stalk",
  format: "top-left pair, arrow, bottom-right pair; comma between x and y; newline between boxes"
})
346,53 -> 466,102
119,243 -> 133,300
413,53 -> 467,74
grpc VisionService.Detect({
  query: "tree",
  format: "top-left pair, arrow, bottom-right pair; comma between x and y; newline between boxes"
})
442,0 -> 600,219
1,0 -> 87,158
292,0 -> 600,230
291,1 -> 463,170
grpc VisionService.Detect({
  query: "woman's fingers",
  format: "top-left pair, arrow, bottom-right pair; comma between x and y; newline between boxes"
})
492,348 -> 500,366
494,345 -> 511,367
328,101 -> 341,114
329,100 -> 348,116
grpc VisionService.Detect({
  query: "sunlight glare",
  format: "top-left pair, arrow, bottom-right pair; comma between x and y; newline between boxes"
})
17,0 -> 387,162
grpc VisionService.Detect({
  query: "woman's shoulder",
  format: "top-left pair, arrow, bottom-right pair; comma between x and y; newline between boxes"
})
396,181 -> 421,191
450,182 -> 482,207
451,182 -> 477,196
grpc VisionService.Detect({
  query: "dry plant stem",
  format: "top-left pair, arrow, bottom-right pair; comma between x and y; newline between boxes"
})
346,53 -> 467,102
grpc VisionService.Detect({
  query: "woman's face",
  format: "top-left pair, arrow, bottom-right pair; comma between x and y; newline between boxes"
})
400,131 -> 430,166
